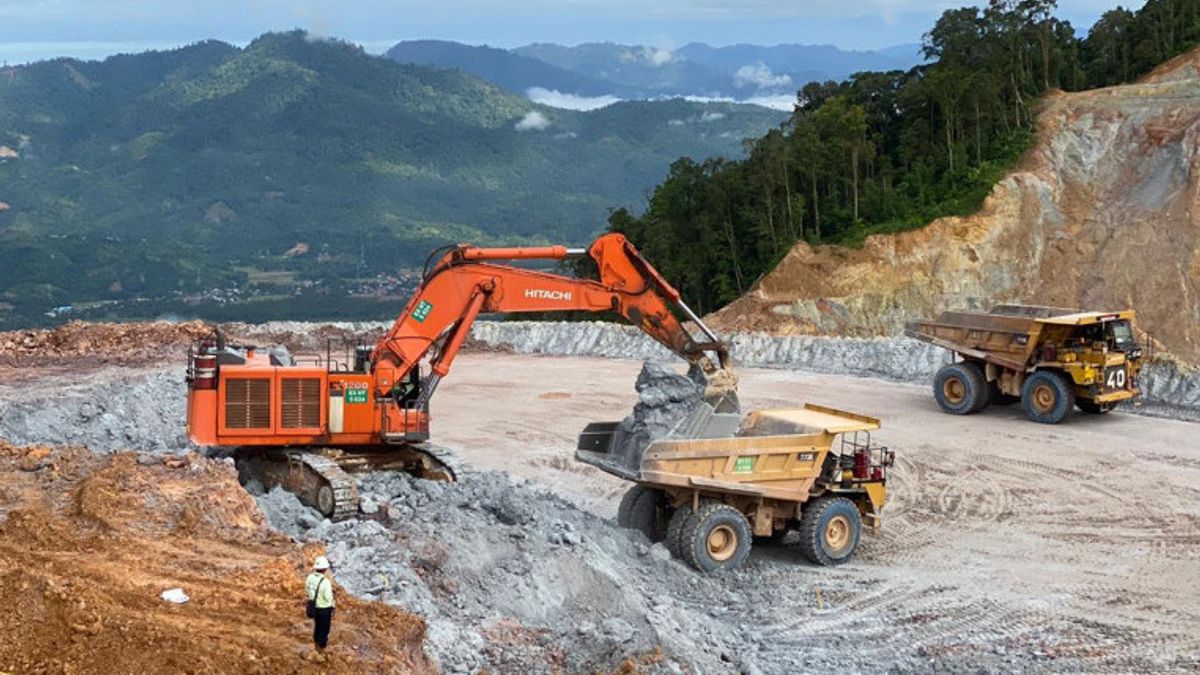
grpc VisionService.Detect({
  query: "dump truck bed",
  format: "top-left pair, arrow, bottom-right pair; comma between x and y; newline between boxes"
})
904,305 -> 1137,370
905,311 -> 1039,370
577,403 -> 880,502
741,404 -> 880,436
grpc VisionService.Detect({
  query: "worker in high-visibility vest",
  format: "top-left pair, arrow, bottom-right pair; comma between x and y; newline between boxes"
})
305,556 -> 335,650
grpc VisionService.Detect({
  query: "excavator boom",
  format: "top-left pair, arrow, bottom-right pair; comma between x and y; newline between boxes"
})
186,233 -> 728,519
371,233 -> 726,398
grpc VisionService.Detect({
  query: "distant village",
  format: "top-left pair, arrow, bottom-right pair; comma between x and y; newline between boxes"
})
41,270 -> 422,321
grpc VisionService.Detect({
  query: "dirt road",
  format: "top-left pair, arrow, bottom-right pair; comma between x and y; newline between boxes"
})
434,353 -> 1200,670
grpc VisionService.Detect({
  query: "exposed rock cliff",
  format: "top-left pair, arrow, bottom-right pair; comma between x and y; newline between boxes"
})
710,47 -> 1200,362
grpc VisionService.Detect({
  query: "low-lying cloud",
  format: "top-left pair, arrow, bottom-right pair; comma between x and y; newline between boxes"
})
647,47 -> 674,66
526,87 -> 621,111
619,45 -> 674,67
734,62 -> 793,89
742,94 -> 796,110
683,94 -> 796,111
514,110 -> 551,131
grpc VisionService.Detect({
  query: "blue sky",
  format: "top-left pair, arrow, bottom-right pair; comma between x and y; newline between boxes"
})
0,0 -> 1139,64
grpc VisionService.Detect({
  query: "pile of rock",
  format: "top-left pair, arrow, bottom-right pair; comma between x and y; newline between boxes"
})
0,320 -> 211,363
254,467 -> 716,674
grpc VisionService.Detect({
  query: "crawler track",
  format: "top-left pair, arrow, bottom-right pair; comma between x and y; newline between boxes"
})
296,453 -> 360,521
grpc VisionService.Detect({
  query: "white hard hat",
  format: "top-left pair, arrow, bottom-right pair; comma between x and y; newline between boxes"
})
313,556 -> 330,571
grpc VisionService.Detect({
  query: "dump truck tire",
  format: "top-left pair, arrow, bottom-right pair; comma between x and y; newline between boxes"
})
1077,400 -> 1114,414
616,486 -> 640,527
933,362 -> 987,415
665,504 -> 694,559
1022,371 -> 1075,424
682,502 -> 752,572
617,485 -> 665,542
798,497 -> 862,566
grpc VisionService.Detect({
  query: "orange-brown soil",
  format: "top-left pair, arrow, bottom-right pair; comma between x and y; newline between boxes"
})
0,443 -> 431,674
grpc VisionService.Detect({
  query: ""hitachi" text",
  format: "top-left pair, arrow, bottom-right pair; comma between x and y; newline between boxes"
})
525,289 -> 572,301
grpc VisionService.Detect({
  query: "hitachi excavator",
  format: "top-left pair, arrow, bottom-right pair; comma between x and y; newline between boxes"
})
185,233 -> 730,519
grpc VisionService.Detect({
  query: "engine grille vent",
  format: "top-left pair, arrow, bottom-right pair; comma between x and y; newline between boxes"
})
281,378 -> 321,429
225,378 -> 271,429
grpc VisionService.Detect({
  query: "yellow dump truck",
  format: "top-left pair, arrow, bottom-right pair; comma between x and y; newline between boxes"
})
905,304 -> 1144,424
577,404 -> 893,572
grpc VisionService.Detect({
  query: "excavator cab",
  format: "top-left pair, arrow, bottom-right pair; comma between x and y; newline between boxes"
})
395,367 -> 423,409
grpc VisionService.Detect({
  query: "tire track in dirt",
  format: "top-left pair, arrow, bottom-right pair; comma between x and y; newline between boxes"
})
739,417 -> 1200,672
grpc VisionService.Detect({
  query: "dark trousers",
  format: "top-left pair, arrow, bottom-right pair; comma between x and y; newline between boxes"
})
313,607 -> 334,649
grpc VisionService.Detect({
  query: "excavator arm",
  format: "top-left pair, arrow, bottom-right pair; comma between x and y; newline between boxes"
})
370,233 -> 727,401
184,233 -> 733,518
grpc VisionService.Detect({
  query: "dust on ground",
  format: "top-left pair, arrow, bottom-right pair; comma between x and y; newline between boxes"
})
430,353 -> 1200,672
0,442 -> 430,674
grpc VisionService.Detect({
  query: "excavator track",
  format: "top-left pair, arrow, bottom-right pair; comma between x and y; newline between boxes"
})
410,443 -> 468,481
299,453 -> 360,522
237,449 -> 360,522
332,443 -> 467,482
237,444 -> 466,522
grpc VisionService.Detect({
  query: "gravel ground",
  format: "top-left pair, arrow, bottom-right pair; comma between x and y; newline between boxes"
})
2,323 -> 1198,673
0,368 -> 190,454
430,353 -> 1200,673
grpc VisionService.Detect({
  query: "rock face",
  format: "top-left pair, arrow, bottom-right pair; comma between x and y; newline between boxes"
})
709,47 -> 1200,363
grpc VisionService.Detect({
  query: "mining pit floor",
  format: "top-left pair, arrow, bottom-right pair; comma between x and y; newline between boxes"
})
434,353 -> 1200,671
2,349 -> 1198,672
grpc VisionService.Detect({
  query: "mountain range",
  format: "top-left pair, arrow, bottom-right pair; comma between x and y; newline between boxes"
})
386,40 -> 923,108
0,31 -> 785,325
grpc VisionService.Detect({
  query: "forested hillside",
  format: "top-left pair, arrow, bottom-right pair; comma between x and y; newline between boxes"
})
0,31 -> 783,326
611,0 -> 1200,315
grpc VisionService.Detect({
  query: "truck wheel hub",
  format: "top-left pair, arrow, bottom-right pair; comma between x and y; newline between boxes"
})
942,378 -> 965,404
824,515 -> 850,551
707,525 -> 738,561
1033,384 -> 1056,411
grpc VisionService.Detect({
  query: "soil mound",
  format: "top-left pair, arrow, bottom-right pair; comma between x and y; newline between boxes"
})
0,442 -> 430,674
0,320 -> 390,367
0,320 -> 211,365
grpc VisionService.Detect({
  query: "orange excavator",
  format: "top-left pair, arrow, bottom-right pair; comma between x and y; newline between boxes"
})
186,233 -> 729,519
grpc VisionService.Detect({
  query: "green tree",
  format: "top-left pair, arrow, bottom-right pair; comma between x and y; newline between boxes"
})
609,0 -> 1200,314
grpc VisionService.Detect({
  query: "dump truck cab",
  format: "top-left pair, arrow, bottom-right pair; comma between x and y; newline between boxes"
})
1030,310 -> 1141,392
906,305 -> 1144,424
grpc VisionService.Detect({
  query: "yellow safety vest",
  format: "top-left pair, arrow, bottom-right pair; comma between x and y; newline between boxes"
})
306,573 -> 335,609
